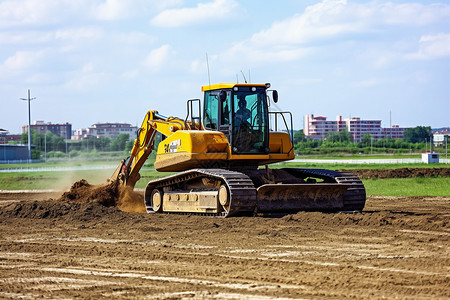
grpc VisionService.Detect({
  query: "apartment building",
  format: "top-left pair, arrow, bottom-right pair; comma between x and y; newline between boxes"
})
304,115 -> 338,140
345,117 -> 382,142
22,121 -> 72,140
73,123 -> 137,140
304,114 -> 407,142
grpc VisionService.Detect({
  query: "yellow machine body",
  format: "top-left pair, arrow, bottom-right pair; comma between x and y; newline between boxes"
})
154,130 -> 294,172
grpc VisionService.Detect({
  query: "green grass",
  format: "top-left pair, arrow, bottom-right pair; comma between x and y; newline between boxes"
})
1,168 -> 449,197
363,177 -> 450,197
296,154 -> 422,160
0,169 -> 114,190
1,158 -> 449,197
0,159 -> 122,170
277,162 -> 450,170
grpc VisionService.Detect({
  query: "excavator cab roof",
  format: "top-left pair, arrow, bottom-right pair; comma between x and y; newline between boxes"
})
201,83 -> 269,92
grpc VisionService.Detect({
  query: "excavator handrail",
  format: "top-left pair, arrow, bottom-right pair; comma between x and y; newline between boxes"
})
185,98 -> 202,130
269,111 -> 294,154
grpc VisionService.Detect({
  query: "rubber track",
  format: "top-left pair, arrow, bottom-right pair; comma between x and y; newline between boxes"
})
282,168 -> 366,211
146,169 -> 257,217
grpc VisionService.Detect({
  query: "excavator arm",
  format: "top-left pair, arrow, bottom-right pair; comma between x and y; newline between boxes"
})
110,110 -> 186,188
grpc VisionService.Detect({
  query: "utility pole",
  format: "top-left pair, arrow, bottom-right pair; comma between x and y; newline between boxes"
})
44,131 -> 47,162
446,135 -> 448,163
20,89 -> 36,163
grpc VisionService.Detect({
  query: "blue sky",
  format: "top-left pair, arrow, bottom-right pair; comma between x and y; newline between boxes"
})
1,0 -> 449,134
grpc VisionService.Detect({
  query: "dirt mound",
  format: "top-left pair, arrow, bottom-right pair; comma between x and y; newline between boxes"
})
57,179 -> 146,213
58,179 -> 119,206
342,168 -> 450,179
0,199 -> 133,222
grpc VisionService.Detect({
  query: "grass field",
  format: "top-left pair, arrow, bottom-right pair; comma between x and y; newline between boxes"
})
294,154 -> 423,159
1,167 -> 449,197
1,157 -> 449,196
0,169 -> 113,190
278,162 -> 450,170
363,177 -> 450,197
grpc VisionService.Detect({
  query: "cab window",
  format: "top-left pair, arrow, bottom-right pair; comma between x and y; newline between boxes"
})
203,91 -> 218,129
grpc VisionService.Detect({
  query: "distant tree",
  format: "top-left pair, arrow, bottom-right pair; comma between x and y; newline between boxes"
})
110,133 -> 130,151
21,129 -> 65,153
94,136 -> 111,152
293,130 -> 306,144
403,126 -> 431,143
326,131 -> 353,143
361,133 -> 373,147
125,140 -> 134,152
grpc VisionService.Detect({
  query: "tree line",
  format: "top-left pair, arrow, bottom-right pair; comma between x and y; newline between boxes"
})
19,130 -> 135,159
16,126 -> 441,159
293,126 -> 440,155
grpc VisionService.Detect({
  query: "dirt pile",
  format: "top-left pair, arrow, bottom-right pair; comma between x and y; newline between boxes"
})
342,167 -> 450,179
0,199 -> 132,222
57,179 -> 146,213
58,179 -> 119,206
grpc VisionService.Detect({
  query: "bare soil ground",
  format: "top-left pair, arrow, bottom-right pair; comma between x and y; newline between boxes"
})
0,169 -> 449,299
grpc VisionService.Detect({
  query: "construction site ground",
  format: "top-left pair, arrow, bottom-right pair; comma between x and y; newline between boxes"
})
0,169 -> 449,299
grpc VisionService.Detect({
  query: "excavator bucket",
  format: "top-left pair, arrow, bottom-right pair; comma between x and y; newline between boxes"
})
256,183 -> 352,213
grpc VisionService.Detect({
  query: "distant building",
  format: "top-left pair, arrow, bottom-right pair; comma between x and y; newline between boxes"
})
0,144 -> 30,161
72,123 -> 137,141
304,114 -> 408,142
381,125 -> 407,140
344,117 -> 382,142
0,129 -> 8,144
433,129 -> 449,146
303,115 -> 337,140
22,121 -> 72,140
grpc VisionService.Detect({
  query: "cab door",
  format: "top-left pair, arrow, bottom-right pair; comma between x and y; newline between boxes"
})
203,90 -> 232,141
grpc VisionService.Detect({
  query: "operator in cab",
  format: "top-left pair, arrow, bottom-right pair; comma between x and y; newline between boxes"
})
235,95 -> 251,127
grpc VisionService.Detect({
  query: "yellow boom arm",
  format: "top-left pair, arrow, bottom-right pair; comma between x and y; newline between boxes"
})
110,110 -> 186,188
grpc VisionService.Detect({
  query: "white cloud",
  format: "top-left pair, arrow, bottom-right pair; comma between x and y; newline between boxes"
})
55,27 -> 104,41
218,0 -> 450,67
225,42 -> 310,64
151,0 -> 239,27
0,0 -> 79,27
114,31 -> 157,45
2,50 -> 45,71
0,31 -> 53,44
379,2 -> 450,26
0,0 -> 183,27
250,0 -> 450,47
143,45 -> 173,69
64,63 -> 105,91
407,33 -> 450,60
93,0 -> 134,20
121,69 -> 139,79
350,78 -> 383,88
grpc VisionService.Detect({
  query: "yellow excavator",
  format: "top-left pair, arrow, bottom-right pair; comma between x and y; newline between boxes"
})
111,83 -> 366,217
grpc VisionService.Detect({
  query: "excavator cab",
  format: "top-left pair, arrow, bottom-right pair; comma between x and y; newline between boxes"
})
203,84 -> 270,154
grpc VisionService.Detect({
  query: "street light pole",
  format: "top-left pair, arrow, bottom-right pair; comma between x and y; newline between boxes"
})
20,89 -> 36,163
44,131 -> 47,162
